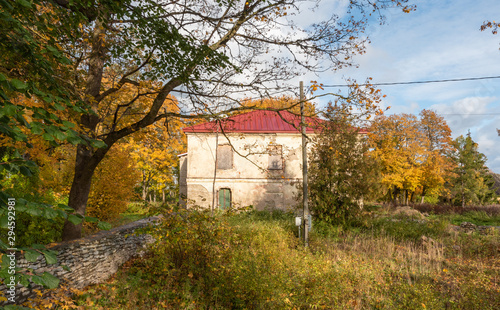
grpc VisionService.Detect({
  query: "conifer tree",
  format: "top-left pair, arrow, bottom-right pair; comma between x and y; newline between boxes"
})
308,103 -> 379,225
448,132 -> 496,206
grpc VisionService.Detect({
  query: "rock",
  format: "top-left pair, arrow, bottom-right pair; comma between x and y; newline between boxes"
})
460,222 -> 477,233
477,226 -> 500,235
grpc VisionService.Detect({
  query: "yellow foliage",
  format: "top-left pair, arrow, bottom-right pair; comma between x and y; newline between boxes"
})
240,95 -> 316,116
125,112 -> 188,200
86,145 -> 140,223
369,110 -> 453,202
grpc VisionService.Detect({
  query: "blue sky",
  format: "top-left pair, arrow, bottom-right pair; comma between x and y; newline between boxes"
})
304,0 -> 500,172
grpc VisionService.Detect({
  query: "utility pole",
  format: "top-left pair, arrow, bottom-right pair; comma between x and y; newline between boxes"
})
300,81 -> 309,247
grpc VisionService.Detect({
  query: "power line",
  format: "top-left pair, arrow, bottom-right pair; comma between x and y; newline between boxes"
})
436,113 -> 500,116
382,113 -> 500,116
322,75 -> 500,88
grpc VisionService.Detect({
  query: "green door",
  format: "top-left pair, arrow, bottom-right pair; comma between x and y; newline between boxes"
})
218,189 -> 231,210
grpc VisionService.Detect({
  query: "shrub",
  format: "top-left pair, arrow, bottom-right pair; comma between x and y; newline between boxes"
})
85,146 -> 140,232
308,103 -> 379,226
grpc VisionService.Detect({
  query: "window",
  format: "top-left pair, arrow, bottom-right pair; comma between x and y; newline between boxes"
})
268,145 -> 283,170
217,144 -> 233,170
218,188 -> 231,210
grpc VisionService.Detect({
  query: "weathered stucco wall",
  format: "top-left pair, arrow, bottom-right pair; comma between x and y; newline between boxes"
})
179,153 -> 188,206
183,132 -> 312,210
0,217 -> 157,306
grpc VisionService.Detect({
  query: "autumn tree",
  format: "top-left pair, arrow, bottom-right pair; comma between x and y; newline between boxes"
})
3,0 -> 415,240
369,113 -> 424,204
369,110 -> 453,204
86,144 -> 140,226
417,109 -> 453,203
0,0 -> 91,204
126,118 -> 187,203
448,133 -> 497,206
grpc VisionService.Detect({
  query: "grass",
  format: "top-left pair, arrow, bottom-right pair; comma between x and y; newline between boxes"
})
32,205 -> 500,309
107,202 -> 153,228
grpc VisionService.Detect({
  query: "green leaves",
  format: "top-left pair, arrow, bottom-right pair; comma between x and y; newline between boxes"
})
0,215 -> 8,229
449,133 -> 496,206
31,272 -> 60,289
97,221 -> 112,231
90,139 -> 107,149
68,214 -> 83,225
85,216 -> 99,223
10,79 -> 28,91
43,250 -> 58,265
24,249 -> 41,262
16,0 -> 32,8
308,103 -> 378,225
67,213 -> 110,230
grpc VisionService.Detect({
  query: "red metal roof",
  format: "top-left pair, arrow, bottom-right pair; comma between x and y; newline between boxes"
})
183,110 -> 322,134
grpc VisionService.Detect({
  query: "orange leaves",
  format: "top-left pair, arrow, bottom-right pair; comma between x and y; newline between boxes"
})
369,110 -> 454,201
240,95 -> 316,116
480,21 -> 500,34
395,1 -> 417,14
124,116 -> 188,200
330,77 -> 384,120
86,145 -> 140,223
309,80 -> 324,94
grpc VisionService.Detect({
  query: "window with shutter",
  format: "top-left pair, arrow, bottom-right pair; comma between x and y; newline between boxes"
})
217,144 -> 233,170
268,145 -> 283,170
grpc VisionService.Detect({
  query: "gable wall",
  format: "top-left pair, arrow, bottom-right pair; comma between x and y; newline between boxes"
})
183,132 -> 312,210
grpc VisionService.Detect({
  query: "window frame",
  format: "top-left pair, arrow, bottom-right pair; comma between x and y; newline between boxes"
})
216,144 -> 233,170
268,145 -> 283,170
218,188 -> 231,210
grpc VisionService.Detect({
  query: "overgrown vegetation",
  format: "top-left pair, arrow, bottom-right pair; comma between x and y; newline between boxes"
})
44,206 -> 499,310
308,102 -> 380,225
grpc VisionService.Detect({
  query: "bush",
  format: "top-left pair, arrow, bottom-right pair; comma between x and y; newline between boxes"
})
85,146 -> 140,233
308,104 -> 379,226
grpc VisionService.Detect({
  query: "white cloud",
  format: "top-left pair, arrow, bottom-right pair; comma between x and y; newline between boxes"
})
429,97 -> 500,172
431,97 -> 497,132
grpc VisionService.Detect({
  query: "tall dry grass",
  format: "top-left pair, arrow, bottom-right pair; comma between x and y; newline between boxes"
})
62,208 -> 499,310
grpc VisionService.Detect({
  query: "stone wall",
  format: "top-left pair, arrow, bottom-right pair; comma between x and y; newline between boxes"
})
1,216 -> 158,306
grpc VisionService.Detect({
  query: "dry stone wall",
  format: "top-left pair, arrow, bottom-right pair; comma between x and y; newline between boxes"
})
1,216 -> 158,306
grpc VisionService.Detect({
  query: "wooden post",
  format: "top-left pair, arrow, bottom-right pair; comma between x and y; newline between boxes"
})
300,81 -> 309,247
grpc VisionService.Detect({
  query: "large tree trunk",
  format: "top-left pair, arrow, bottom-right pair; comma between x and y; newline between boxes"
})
61,15 -> 107,241
62,145 -> 106,241
392,187 -> 400,206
